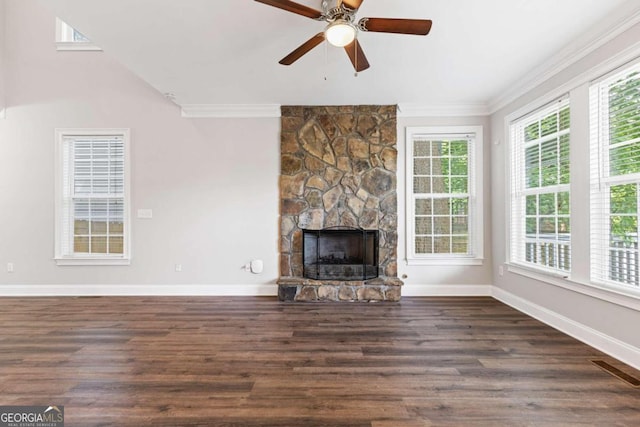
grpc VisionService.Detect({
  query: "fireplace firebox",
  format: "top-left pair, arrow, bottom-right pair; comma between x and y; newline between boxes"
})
302,228 -> 379,281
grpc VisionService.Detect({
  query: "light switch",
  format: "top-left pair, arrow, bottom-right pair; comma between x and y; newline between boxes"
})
137,209 -> 153,219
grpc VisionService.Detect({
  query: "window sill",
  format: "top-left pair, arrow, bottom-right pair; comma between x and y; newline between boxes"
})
55,257 -> 130,266
406,257 -> 484,266
56,42 -> 102,51
506,263 -> 640,312
507,262 -> 569,279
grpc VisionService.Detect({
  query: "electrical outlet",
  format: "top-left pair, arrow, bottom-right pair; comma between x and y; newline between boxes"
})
498,265 -> 504,276
7,262 -> 14,273
175,264 -> 182,272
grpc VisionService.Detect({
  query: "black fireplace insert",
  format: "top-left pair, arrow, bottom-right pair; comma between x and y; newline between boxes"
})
302,227 -> 379,281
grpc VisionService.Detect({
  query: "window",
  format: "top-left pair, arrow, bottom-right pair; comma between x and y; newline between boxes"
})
590,63 -> 640,289
55,129 -> 130,265
55,18 -> 101,51
510,98 -> 571,274
406,126 -> 483,265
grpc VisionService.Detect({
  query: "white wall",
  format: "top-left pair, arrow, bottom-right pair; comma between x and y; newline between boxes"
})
0,0 -> 280,294
491,22 -> 640,361
0,0 -> 5,117
0,0 -> 496,297
397,116 -> 493,295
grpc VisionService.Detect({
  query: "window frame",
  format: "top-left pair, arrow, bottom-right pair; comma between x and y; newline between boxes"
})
405,125 -> 484,266
55,18 -> 102,51
54,128 -> 131,266
502,51 -> 640,309
590,63 -> 640,291
509,97 -> 572,276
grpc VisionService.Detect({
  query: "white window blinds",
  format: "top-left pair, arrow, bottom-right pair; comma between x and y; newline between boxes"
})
56,130 -> 130,264
510,98 -> 571,274
590,63 -> 640,289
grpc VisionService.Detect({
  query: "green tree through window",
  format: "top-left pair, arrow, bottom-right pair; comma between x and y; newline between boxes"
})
511,98 -> 571,272
592,70 -> 640,287
407,125 -> 485,265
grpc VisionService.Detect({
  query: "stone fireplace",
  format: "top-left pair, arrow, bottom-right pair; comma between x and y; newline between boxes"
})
278,105 -> 403,302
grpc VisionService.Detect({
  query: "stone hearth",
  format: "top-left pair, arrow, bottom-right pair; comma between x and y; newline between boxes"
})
278,277 -> 404,302
278,105 -> 402,302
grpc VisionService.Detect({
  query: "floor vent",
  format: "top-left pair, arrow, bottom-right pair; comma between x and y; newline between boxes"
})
591,360 -> 640,388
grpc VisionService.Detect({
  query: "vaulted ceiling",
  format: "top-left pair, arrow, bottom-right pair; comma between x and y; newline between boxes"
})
38,0 -> 640,114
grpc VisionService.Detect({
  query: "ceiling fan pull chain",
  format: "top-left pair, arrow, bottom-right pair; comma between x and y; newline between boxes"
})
324,37 -> 328,81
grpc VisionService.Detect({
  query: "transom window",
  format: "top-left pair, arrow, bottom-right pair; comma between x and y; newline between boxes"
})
55,18 -> 101,51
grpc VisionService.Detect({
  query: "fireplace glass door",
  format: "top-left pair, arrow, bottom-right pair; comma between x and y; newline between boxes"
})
303,228 -> 378,280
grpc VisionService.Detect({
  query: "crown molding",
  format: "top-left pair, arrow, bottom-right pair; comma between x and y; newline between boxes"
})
181,104 -> 281,118
488,1 -> 640,114
397,103 -> 489,118
180,103 -> 492,119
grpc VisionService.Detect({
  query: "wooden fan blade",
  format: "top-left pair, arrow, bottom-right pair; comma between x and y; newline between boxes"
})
254,0 -> 323,19
339,0 -> 365,11
360,18 -> 432,35
279,33 -> 325,65
344,39 -> 370,72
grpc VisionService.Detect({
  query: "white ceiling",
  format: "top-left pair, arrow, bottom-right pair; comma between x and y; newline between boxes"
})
39,0 -> 640,113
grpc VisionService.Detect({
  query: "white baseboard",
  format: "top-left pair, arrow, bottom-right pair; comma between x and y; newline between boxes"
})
0,283 -> 492,297
0,283 -> 278,297
0,284 -> 492,297
492,286 -> 640,370
402,284 -> 493,296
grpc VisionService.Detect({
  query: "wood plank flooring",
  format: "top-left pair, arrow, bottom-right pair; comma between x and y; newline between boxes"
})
0,296 -> 639,426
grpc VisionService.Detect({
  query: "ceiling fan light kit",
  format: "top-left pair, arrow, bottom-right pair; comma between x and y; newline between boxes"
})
325,20 -> 356,47
255,0 -> 432,72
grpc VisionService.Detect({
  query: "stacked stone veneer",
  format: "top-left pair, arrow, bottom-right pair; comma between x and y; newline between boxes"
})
278,105 -> 403,302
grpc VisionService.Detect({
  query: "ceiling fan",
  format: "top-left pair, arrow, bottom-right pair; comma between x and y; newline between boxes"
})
255,0 -> 432,72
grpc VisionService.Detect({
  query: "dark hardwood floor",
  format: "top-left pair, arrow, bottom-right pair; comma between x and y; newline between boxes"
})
1,296 -> 639,426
